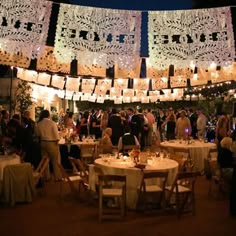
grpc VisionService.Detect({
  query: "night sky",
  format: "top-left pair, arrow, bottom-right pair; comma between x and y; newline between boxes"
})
66,0 -> 191,57
68,0 -> 192,10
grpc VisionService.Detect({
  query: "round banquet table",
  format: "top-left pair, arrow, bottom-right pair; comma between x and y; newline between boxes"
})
89,156 -> 178,209
160,140 -> 216,172
0,154 -> 21,180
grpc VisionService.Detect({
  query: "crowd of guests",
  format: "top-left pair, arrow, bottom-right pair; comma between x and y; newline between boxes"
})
60,106 -> 212,150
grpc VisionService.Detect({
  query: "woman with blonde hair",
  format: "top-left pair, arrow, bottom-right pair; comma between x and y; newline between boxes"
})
99,127 -> 114,154
100,111 -> 108,136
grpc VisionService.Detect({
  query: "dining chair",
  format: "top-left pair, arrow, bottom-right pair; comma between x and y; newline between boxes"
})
205,148 -> 218,179
207,159 -> 229,199
136,170 -> 169,212
59,144 -> 70,170
33,156 -> 49,186
160,146 -> 170,154
98,174 -> 127,222
56,162 -> 84,199
169,153 -> 188,173
165,171 -> 200,218
94,164 -> 113,188
172,148 -> 194,172
207,148 -> 218,161
32,156 -> 49,195
68,156 -> 89,191
94,165 -> 104,176
173,147 -> 190,159
80,143 -> 96,164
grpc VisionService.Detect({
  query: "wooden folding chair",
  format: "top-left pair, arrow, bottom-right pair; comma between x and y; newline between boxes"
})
172,148 -> 193,172
98,174 -> 127,222
33,156 -> 49,186
205,148 -> 218,178
94,165 -> 104,176
137,170 -> 169,212
160,146 -> 170,154
80,143 -> 96,164
56,162 -> 84,199
165,171 -> 200,218
207,159 -> 229,199
93,165 -> 112,194
169,153 -> 188,173
68,157 -> 89,191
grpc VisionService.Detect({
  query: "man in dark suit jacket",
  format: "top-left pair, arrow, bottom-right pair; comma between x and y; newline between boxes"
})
117,126 -> 140,154
188,108 -> 198,139
108,108 -> 123,145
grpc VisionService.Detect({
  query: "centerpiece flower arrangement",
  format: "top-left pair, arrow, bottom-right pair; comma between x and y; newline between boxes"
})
69,130 -> 79,142
129,149 -> 141,164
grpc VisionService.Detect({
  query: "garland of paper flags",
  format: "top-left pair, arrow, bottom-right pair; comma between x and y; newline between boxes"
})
0,1 -> 235,72
1,0 -> 236,104
17,65 -> 236,103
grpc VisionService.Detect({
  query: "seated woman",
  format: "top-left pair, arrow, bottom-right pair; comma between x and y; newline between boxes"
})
217,136 -> 234,181
99,128 -> 114,154
117,126 -> 140,153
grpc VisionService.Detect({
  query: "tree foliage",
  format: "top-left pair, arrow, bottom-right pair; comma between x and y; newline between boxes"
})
14,80 -> 33,115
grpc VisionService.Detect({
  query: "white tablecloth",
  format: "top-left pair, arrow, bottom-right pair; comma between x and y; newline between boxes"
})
0,154 -> 21,180
89,157 -> 178,209
59,140 -> 99,159
160,140 -> 216,172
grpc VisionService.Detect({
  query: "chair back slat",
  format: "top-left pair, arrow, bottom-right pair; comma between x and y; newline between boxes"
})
142,171 -> 169,179
35,156 -> 49,175
68,157 -> 89,184
166,171 -> 199,218
170,171 -> 199,195
98,174 -> 127,221
137,170 -> 169,211
208,148 -> 218,160
99,174 -> 126,183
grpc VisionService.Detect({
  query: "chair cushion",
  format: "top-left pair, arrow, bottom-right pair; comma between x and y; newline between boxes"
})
145,185 -> 163,192
102,188 -> 123,196
65,175 -> 82,182
33,172 -> 40,178
166,185 -> 191,193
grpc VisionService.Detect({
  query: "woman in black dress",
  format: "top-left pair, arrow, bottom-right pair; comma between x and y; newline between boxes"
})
162,110 -> 176,140
79,111 -> 89,137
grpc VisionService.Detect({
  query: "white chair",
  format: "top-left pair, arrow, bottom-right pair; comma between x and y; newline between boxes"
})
56,163 -> 84,199
165,171 -> 199,218
80,144 -> 96,164
68,157 -> 89,191
33,156 -> 50,186
98,174 -> 127,221
137,170 -> 169,212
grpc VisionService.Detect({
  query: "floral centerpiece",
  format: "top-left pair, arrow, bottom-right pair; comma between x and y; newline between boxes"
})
129,149 -> 141,164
